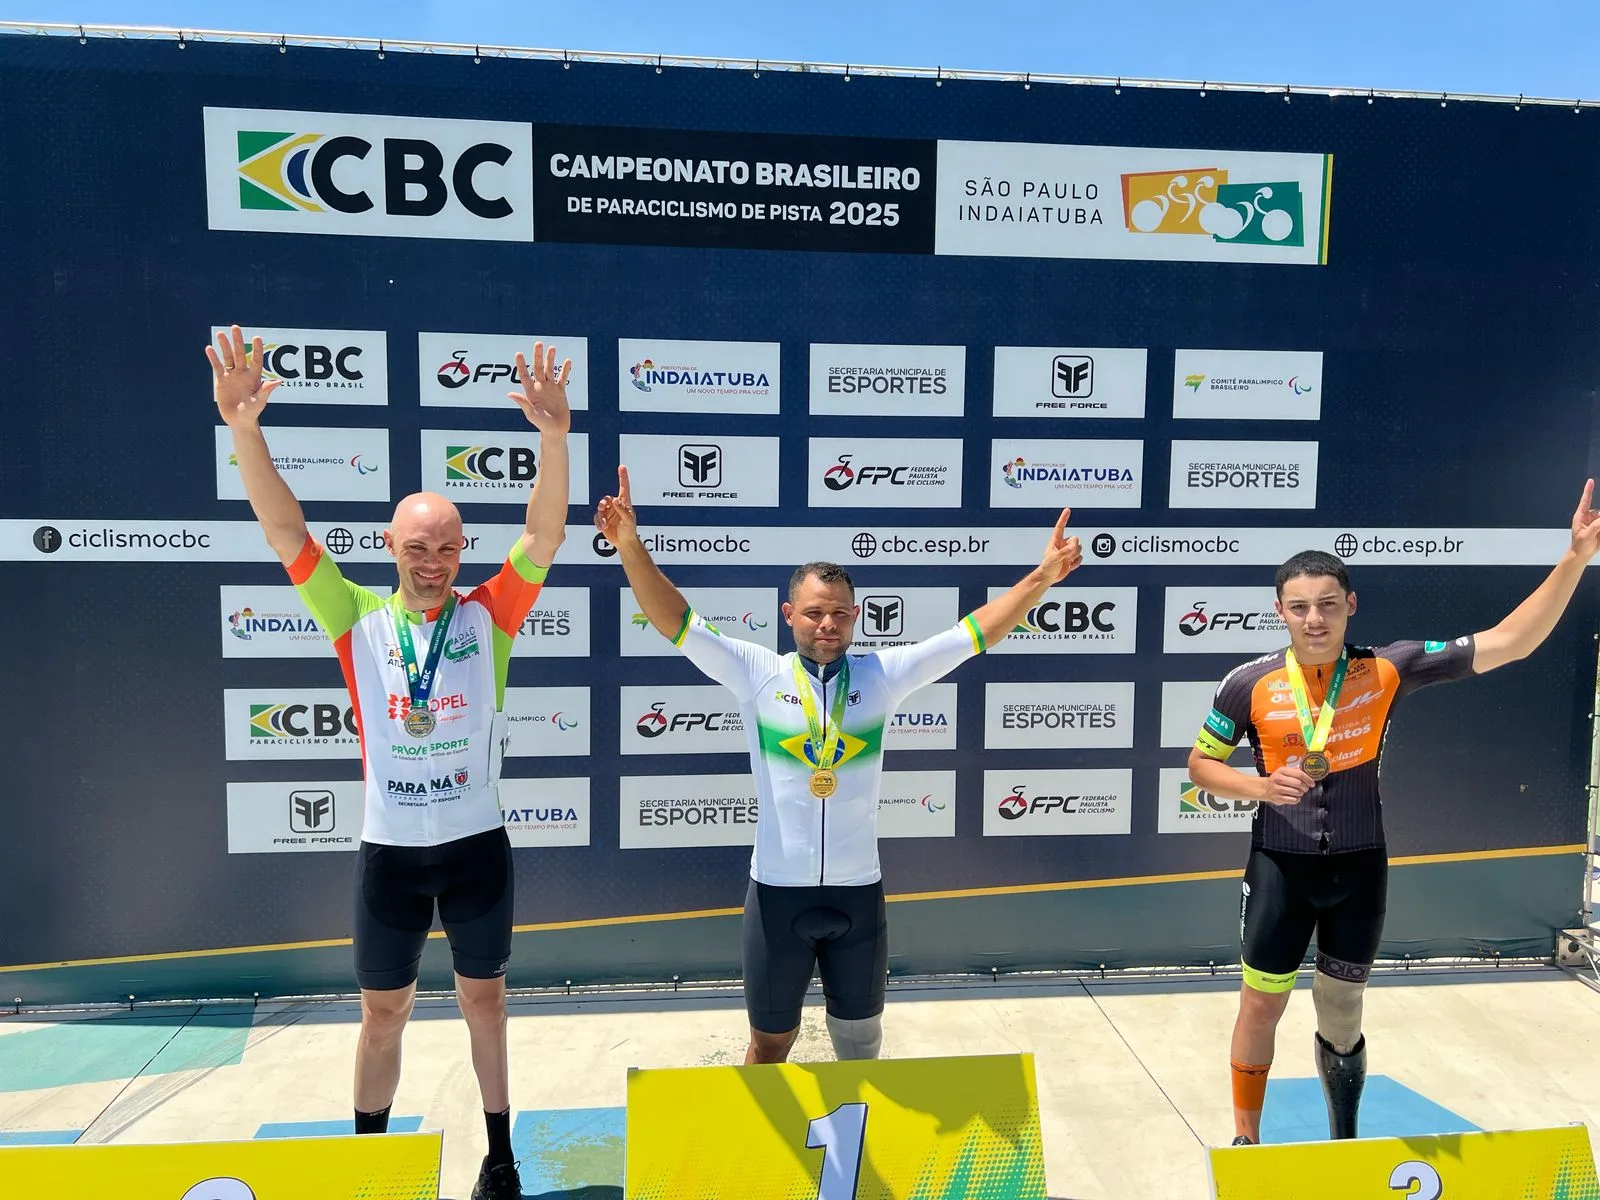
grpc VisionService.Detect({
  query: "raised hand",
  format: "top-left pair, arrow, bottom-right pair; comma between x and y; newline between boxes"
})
594,465 -> 638,546
1571,479 -> 1600,560
207,325 -> 279,429
1039,508 -> 1083,584
508,341 -> 573,435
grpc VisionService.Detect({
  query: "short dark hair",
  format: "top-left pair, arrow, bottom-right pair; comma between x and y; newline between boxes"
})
1274,550 -> 1351,597
788,561 -> 855,602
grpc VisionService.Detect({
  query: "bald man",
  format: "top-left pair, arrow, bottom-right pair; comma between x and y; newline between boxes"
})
211,325 -> 571,1200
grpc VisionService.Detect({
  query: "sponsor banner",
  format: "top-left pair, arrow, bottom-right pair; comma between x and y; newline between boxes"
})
617,434 -> 781,507
1160,680 -> 1222,748
419,429 -> 591,506
989,439 -> 1144,509
808,344 -> 966,417
532,125 -> 938,253
221,583 -> 388,658
211,326 -> 388,405
215,426 -> 390,503
418,332 -> 590,410
226,780 -> 364,852
511,586 -> 591,658
984,682 -> 1136,749
619,338 -> 780,414
503,687 -> 591,757
850,588 -> 961,650
621,686 -> 748,755
991,346 -> 1149,419
883,683 -> 958,751
1173,349 -> 1323,420
4,521 -> 1573,567
808,438 -> 964,508
1163,587 -> 1286,654
500,776 -> 591,847
621,587 -> 778,656
934,141 -> 1329,265
1169,440 -> 1319,510
619,773 -> 759,849
223,689 -> 359,760
204,106 -> 534,241
1156,766 -> 1258,833
985,586 -> 1138,655
982,769 -> 1133,836
877,770 -> 957,838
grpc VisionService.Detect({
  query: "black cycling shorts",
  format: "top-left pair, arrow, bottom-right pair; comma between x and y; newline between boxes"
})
1240,846 -> 1387,991
353,826 -> 513,991
742,879 -> 888,1034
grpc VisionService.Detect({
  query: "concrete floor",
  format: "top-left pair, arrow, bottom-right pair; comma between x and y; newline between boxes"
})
1,964 -> 1598,1198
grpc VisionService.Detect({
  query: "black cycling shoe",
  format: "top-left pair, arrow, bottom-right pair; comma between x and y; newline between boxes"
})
1231,1134 -> 1257,1146
470,1157 -> 523,1200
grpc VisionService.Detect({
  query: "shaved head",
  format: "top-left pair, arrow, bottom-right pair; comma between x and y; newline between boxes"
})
385,492 -> 466,611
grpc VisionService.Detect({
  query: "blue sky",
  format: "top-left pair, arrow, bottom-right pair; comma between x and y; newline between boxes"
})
2,0 -> 1596,99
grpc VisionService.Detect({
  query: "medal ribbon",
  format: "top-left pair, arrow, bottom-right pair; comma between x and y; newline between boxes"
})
1283,648 -> 1347,753
392,593 -> 458,712
792,657 -> 851,771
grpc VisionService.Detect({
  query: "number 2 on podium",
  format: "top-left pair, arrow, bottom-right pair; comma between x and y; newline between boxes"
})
807,1103 -> 868,1200
1389,1160 -> 1443,1198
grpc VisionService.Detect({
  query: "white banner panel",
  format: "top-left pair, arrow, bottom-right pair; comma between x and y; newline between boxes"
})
981,769 -> 1134,836
617,434 -> 781,507
1155,766 -> 1260,833
1162,587 -> 1287,654
223,689 -> 360,760
992,346 -> 1149,418
501,777 -> 591,847
1160,680 -> 1222,748
809,343 -> 966,417
620,587 -> 778,656
808,438 -> 964,508
935,141 -> 1328,265
417,332 -> 590,410
215,426 -> 391,502
1173,349 -> 1323,420
503,687 -> 591,757
850,588 -> 961,650
419,429 -> 590,505
619,774 -> 759,848
984,682 -> 1136,749
989,439 -> 1144,509
210,326 -> 388,405
618,338 -> 780,414
510,587 -> 591,658
877,770 -> 957,838
1169,440 -> 1319,509
620,686 -> 748,755
883,683 -> 958,751
985,586 -> 1138,654
227,780 -> 364,852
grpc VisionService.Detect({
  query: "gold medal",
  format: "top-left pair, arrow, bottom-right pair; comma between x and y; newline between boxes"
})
1301,751 -> 1331,780
809,768 -> 837,799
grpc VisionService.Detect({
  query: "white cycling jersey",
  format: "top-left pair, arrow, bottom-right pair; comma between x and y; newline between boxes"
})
673,609 -> 985,885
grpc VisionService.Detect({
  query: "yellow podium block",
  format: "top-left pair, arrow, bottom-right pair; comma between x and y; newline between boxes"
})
0,1131 -> 442,1200
624,1053 -> 1046,1200
1208,1124 -> 1600,1199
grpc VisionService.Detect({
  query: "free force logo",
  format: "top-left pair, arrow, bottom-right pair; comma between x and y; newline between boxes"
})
205,108 -> 534,240
227,781 -> 362,852
617,434 -> 779,506
992,347 -> 1149,419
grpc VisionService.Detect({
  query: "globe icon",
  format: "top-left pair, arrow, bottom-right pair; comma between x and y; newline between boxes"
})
325,526 -> 355,556
1334,533 -> 1357,559
851,532 -> 877,559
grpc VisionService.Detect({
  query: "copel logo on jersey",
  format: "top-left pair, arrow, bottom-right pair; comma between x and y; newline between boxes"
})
387,693 -> 470,719
1122,167 -> 1305,247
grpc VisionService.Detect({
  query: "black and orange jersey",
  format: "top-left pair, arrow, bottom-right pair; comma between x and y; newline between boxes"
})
1193,638 -> 1477,853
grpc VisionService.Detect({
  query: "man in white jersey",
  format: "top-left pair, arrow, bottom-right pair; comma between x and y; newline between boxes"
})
596,466 -> 1082,1064
211,325 -> 571,1200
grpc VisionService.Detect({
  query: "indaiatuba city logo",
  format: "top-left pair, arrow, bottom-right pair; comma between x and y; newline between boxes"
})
1000,457 -> 1134,489
630,359 -> 770,393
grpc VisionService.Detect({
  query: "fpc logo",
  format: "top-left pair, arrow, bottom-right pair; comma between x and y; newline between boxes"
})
206,108 -> 535,242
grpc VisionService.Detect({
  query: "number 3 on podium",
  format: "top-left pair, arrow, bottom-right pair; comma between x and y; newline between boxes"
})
1390,1160 -> 1443,1197
807,1103 -> 868,1200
